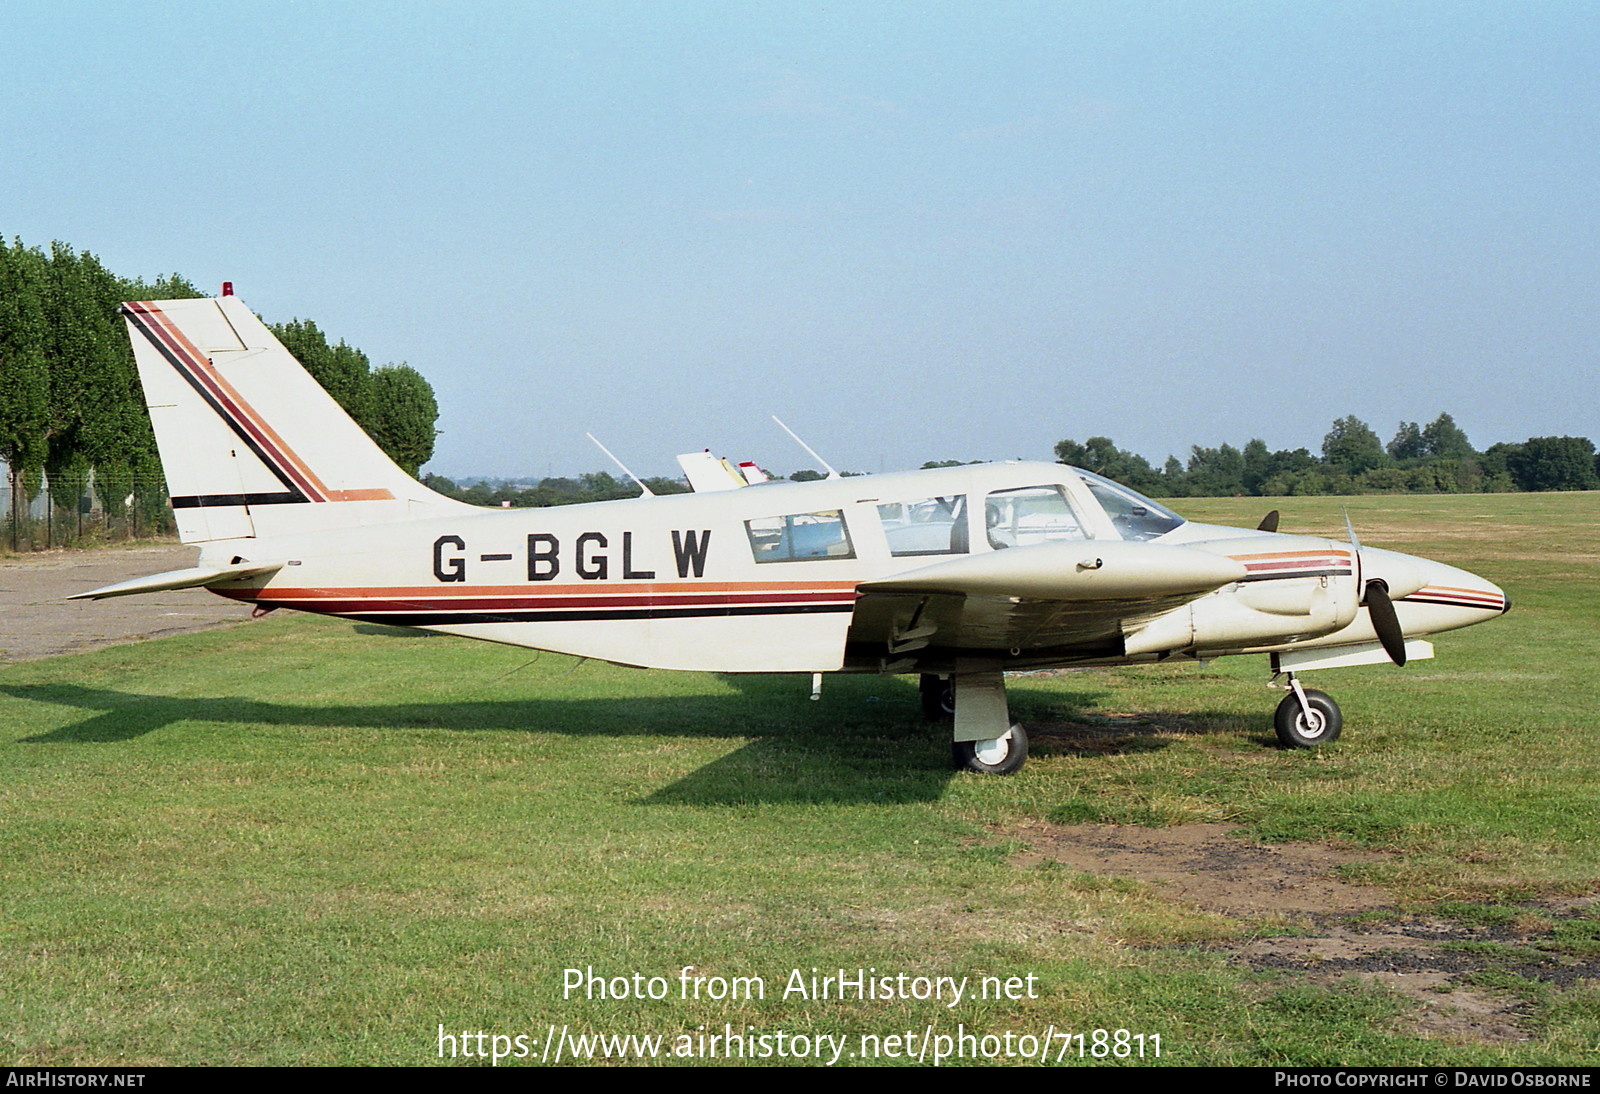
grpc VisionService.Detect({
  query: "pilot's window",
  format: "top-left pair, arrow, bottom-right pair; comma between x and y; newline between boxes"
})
745,510 -> 855,562
1077,472 -> 1185,541
984,485 -> 1085,549
877,495 -> 967,556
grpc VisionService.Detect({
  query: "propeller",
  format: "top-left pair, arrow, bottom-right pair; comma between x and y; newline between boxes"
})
1256,509 -> 1280,533
1363,580 -> 1408,666
1344,510 -> 1407,667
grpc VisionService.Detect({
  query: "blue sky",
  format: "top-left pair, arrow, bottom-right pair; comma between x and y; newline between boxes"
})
3,2 -> 1595,478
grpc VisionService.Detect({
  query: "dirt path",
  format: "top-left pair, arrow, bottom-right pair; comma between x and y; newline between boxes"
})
1006,820 -> 1598,1045
0,545 -> 253,662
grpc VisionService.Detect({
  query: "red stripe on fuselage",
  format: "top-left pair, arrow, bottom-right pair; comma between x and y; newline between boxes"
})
223,590 -> 857,613
1400,585 -> 1504,610
1242,558 -> 1352,572
216,581 -> 863,615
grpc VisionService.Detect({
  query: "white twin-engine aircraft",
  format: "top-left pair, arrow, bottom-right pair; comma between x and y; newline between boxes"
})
76,294 -> 1510,774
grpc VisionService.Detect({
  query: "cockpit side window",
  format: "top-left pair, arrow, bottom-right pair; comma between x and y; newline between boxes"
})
983,485 -> 1085,549
877,495 -> 968,556
1077,472 -> 1185,541
745,510 -> 855,562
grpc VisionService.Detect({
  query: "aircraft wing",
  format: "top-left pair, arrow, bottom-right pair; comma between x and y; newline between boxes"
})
851,540 -> 1246,659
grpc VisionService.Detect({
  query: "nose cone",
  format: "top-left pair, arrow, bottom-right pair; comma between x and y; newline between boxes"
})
1375,551 -> 1509,636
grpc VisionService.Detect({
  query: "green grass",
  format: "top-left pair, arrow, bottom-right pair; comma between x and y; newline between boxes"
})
1,492 -> 1596,1065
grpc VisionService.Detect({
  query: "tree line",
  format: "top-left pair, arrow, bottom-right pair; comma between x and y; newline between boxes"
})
5,232 -> 1587,533
1053,413 -> 1599,497
0,237 -> 441,539
432,408 -> 1597,513
421,470 -> 691,508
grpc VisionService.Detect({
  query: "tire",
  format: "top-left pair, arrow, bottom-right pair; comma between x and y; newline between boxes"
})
953,724 -> 1029,774
920,674 -> 954,722
1274,689 -> 1342,749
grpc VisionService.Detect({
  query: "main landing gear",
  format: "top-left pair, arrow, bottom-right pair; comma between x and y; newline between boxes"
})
1272,672 -> 1343,749
922,670 -> 1030,775
953,724 -> 1029,775
920,666 -> 1343,772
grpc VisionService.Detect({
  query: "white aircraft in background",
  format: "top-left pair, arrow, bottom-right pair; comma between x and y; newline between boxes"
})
75,293 -> 1510,774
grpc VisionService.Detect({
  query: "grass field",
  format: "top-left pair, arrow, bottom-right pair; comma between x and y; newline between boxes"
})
2,492 -> 1597,1066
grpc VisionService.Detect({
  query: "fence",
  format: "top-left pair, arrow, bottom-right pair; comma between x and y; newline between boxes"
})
1,465 -> 175,551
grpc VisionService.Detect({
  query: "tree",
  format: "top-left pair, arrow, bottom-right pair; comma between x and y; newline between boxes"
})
1387,421 -> 1425,460
641,476 -> 692,497
0,235 -> 443,539
1420,413 -> 1474,459
1242,438 -> 1271,494
1053,436 -> 1161,494
1185,443 -> 1246,496
272,318 -> 444,475
1161,455 -> 1187,496
272,319 -> 372,427
0,240 -> 51,501
1321,416 -> 1388,475
1504,436 -> 1598,492
118,272 -> 204,303
366,365 -> 439,477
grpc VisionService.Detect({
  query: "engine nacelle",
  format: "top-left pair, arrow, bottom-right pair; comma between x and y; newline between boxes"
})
1184,536 -> 1362,654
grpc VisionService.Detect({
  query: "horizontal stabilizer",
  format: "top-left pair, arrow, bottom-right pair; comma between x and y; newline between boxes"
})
69,561 -> 285,601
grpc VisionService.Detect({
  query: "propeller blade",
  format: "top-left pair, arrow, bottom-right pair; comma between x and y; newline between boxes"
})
1256,509 -> 1279,533
1363,582 -> 1407,666
1344,509 -> 1367,601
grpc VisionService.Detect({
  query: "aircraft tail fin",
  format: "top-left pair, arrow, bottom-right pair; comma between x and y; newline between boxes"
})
675,450 -> 748,492
123,296 -> 468,543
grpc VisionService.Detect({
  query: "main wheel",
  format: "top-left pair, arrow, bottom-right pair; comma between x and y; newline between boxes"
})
953,724 -> 1029,774
1273,689 -> 1342,749
920,674 -> 954,722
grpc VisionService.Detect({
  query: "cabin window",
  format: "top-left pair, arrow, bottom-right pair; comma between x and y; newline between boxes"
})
877,495 -> 968,556
745,510 -> 855,563
983,485 -> 1085,548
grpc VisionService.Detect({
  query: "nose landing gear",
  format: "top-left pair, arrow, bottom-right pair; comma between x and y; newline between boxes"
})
1272,672 -> 1343,749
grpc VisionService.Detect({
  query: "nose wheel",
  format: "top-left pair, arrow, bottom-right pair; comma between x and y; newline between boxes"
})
1273,676 -> 1342,749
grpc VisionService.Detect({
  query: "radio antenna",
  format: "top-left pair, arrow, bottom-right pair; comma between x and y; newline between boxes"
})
585,433 -> 654,497
772,416 -> 839,479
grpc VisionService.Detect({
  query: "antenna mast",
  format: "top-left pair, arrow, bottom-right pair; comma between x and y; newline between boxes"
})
585,433 -> 655,497
772,416 -> 839,479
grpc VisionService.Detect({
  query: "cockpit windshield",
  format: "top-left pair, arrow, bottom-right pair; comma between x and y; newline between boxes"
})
1075,469 -> 1185,541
